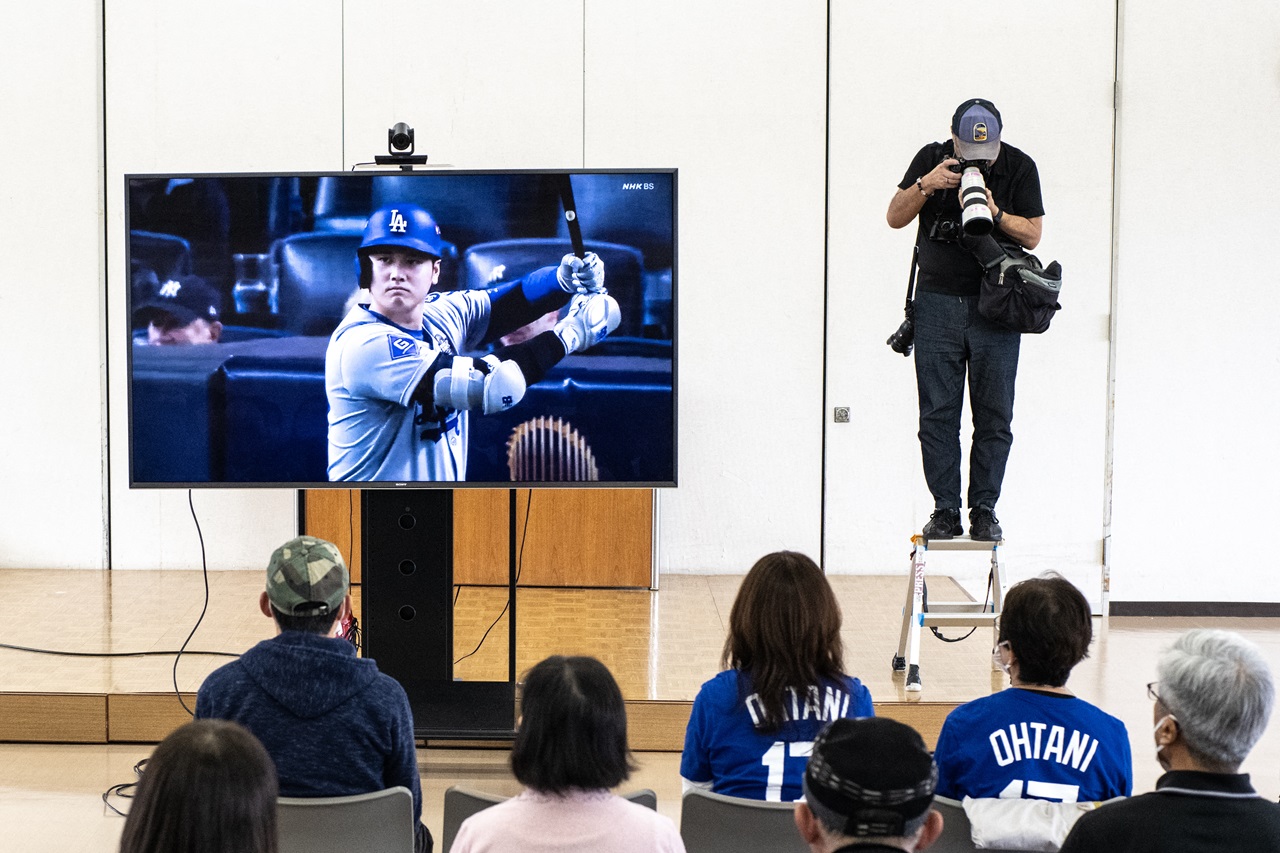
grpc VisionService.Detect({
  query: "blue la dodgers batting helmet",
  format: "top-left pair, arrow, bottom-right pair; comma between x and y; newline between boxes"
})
357,203 -> 445,287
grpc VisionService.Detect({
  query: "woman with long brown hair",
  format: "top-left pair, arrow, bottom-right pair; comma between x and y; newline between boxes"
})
680,551 -> 873,801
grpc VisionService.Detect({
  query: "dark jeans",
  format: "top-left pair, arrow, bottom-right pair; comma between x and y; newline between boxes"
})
913,289 -> 1020,511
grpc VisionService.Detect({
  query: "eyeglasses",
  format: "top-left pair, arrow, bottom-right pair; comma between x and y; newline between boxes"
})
1146,681 -> 1161,703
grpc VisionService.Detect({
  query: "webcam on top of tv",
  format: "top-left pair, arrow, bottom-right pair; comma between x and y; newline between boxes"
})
374,122 -> 429,168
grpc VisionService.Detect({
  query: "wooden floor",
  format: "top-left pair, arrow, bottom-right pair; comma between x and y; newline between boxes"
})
3,568 -> 1280,853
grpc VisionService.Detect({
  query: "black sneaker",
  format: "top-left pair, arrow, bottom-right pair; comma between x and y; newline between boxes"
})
969,507 -> 1003,541
922,509 -> 963,540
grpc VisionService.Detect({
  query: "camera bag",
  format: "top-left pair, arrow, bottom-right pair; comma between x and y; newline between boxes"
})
962,233 -> 1062,334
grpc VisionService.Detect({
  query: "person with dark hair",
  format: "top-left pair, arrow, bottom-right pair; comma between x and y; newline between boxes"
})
1060,629 -> 1280,853
195,536 -> 432,852
681,551 -> 874,801
119,719 -> 277,853
450,655 -> 684,853
795,717 -> 944,853
932,573 -> 1131,802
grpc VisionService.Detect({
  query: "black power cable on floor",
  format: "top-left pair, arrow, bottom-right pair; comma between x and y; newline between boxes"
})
453,489 -> 532,666
170,489 -> 213,716
103,758 -> 148,818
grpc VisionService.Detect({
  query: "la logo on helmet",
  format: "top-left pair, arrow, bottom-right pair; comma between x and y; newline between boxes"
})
388,210 -> 408,233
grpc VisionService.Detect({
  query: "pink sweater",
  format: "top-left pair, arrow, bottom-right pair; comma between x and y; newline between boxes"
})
451,788 -> 686,853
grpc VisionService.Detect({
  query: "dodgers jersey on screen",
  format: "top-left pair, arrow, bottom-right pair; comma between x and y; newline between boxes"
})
933,688 -> 1132,803
325,291 -> 491,481
680,669 -> 874,802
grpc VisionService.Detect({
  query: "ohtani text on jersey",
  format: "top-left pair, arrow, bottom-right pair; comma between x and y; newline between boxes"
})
744,685 -> 851,728
988,722 -> 1100,771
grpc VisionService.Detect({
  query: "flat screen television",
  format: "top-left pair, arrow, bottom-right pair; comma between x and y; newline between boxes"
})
124,169 -> 676,487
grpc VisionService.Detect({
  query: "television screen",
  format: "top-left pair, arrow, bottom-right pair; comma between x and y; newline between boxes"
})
125,170 -> 676,487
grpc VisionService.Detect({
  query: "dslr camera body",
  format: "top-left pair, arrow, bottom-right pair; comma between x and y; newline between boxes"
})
887,302 -> 915,356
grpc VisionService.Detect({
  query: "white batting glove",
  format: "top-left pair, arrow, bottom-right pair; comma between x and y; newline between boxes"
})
555,252 -> 606,294
554,293 -> 621,354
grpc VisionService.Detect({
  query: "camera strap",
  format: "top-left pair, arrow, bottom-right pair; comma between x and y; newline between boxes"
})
904,245 -> 919,310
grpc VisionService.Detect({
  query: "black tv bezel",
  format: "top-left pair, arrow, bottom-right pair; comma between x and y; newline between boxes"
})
122,167 -> 678,490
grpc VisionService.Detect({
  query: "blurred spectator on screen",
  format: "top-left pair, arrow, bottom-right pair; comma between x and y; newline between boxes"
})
132,274 -> 224,345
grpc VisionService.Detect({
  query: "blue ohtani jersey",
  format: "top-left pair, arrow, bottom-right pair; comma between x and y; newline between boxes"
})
934,688 -> 1132,803
325,291 -> 491,481
680,669 -> 874,802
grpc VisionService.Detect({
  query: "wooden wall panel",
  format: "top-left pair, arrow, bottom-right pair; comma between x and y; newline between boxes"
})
303,490 -> 363,582
304,490 -> 652,588
108,694 -> 198,743
0,694 -> 106,743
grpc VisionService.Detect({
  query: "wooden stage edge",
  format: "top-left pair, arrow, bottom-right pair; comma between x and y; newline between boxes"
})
0,693 -> 957,752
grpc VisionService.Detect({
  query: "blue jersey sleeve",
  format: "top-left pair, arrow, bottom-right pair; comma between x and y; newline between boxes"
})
680,683 -> 714,783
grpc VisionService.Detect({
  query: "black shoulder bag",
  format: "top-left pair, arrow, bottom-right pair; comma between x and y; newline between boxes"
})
961,232 -> 1063,334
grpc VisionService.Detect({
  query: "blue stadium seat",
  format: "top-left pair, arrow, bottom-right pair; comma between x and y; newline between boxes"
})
212,337 -> 330,483
130,230 -> 193,283
311,176 -> 373,233
372,173 -> 561,255
467,352 -> 674,484
129,343 -> 230,484
271,232 -> 362,336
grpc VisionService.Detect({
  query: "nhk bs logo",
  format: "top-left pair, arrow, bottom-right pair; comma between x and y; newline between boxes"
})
388,209 -> 408,233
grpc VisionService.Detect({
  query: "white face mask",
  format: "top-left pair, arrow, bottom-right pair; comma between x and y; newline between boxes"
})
992,642 -> 1012,676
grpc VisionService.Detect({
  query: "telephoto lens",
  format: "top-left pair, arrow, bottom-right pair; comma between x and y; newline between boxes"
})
959,166 -> 994,235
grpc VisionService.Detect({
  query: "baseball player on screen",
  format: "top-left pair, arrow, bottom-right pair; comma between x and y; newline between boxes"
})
325,203 -> 620,481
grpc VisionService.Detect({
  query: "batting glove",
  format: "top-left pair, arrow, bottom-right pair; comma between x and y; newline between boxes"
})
554,293 -> 621,354
555,252 -> 606,294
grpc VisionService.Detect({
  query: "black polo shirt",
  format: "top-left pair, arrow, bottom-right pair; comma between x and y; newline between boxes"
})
897,140 -> 1044,296
1059,770 -> 1280,853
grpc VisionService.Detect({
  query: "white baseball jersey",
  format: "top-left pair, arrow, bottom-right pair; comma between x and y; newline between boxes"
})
325,291 -> 492,481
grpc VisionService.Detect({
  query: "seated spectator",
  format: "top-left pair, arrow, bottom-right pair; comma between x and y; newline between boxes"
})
794,717 -> 944,853
932,573 -> 1131,803
681,551 -> 874,801
1060,629 -> 1280,852
118,719 -> 277,853
132,274 -> 224,345
450,655 -> 684,853
195,536 -> 432,852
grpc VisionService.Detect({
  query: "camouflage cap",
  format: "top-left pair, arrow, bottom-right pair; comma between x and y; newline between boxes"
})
265,536 -> 349,617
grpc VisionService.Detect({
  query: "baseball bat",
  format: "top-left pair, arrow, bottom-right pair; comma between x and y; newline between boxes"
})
558,174 -> 586,258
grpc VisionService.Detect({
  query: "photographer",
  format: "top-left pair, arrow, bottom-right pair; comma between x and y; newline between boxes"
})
886,98 -> 1044,541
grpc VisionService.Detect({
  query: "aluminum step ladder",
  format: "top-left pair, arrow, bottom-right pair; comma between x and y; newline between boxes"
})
891,534 -> 1006,692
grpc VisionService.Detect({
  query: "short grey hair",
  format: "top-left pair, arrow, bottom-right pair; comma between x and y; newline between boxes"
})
1157,629 -> 1275,770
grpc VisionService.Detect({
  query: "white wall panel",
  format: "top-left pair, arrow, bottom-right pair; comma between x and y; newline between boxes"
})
825,4 -> 1116,603
343,0 -> 584,169
584,1 -> 830,571
1110,0 -> 1280,603
0,1 -> 106,569
104,0 -> 345,569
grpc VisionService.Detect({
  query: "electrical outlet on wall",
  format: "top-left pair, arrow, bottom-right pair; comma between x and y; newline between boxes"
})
833,407 -> 850,423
